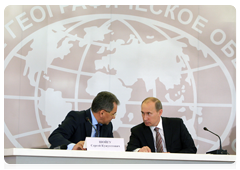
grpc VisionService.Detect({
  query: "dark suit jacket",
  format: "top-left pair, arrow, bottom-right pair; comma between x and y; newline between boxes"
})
48,109 -> 113,149
126,117 -> 197,153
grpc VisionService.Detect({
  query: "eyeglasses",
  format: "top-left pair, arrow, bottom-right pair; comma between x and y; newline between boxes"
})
104,110 -> 117,117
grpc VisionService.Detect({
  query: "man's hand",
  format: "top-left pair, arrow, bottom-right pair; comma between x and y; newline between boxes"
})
138,146 -> 151,152
72,141 -> 86,150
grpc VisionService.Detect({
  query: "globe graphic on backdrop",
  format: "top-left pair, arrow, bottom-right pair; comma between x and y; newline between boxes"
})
4,14 -> 235,152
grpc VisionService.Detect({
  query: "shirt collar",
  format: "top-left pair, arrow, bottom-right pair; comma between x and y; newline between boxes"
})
150,117 -> 163,130
157,117 -> 163,129
90,109 -> 98,125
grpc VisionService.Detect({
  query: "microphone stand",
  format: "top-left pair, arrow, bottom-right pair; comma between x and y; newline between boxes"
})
86,117 -> 99,137
203,127 -> 228,154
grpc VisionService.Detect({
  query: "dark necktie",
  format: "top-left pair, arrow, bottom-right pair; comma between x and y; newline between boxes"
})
154,127 -> 163,152
95,124 -> 101,137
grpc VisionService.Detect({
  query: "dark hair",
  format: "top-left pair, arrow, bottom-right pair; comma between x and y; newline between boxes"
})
142,97 -> 162,111
91,91 -> 120,113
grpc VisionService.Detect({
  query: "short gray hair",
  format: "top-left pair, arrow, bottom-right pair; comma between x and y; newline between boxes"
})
91,91 -> 120,112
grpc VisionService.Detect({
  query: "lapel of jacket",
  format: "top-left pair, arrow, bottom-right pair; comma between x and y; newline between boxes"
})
85,109 -> 92,137
162,117 -> 172,152
142,123 -> 155,152
100,124 -> 107,137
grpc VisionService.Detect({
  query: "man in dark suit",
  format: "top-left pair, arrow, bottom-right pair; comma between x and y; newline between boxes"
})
48,91 -> 120,150
126,97 -> 197,153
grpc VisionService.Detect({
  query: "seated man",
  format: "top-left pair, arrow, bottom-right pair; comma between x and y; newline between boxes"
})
48,91 -> 120,150
126,97 -> 197,153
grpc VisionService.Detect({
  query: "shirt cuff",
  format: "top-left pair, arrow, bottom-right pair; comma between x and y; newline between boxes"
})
133,148 -> 141,152
67,143 -> 75,150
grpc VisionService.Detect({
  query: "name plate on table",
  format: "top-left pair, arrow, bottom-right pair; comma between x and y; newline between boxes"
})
84,137 -> 124,152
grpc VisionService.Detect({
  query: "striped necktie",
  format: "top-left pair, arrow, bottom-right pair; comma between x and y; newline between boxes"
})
154,127 -> 163,152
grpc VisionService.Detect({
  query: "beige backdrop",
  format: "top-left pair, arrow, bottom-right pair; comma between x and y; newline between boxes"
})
4,5 -> 236,154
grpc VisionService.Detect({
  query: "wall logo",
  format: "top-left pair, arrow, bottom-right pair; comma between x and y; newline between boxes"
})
4,5 -> 236,153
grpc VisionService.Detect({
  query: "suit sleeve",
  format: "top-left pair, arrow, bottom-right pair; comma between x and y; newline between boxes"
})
126,127 -> 140,151
48,111 -> 79,148
178,119 -> 197,153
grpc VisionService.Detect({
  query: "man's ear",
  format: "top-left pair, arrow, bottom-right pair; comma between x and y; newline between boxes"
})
159,109 -> 163,116
100,110 -> 104,116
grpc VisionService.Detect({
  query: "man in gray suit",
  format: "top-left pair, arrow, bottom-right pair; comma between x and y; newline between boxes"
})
126,97 -> 197,153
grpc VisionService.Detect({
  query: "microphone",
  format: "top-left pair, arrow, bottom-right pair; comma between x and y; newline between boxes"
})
86,117 -> 99,137
203,127 -> 228,154
53,144 -> 67,149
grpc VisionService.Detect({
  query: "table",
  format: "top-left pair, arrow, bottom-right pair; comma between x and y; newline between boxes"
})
4,148 -> 236,164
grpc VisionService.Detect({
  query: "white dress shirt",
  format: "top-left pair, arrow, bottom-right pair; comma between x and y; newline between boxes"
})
149,118 -> 167,152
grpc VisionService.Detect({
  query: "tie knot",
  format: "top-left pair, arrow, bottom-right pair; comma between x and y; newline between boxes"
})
154,127 -> 160,131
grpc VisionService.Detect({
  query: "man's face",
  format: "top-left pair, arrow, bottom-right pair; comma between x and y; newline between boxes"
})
141,101 -> 162,127
101,102 -> 117,125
